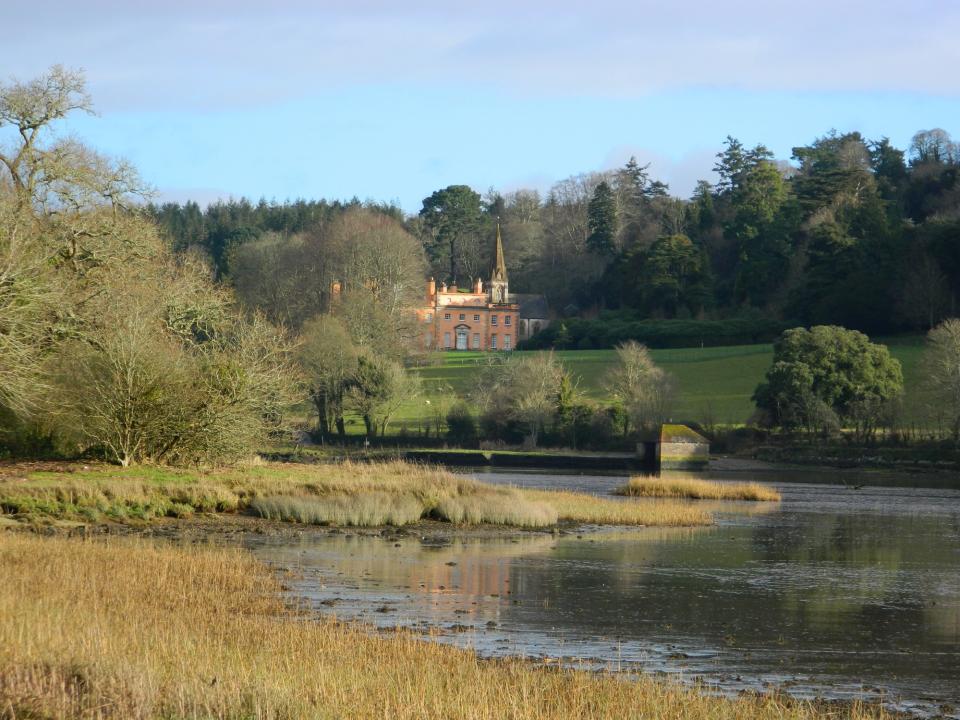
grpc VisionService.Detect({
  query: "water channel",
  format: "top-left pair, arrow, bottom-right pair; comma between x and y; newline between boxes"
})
248,468 -> 960,718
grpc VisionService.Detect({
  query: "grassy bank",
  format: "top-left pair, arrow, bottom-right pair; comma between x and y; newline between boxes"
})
0,460 -> 709,529
616,475 -> 782,502
0,533 -> 888,719
387,337 -> 928,432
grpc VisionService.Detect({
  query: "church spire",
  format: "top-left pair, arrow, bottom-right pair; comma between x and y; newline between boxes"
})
491,220 -> 507,282
489,220 -> 509,304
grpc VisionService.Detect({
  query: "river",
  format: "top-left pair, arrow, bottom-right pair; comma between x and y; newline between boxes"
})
248,468 -> 960,718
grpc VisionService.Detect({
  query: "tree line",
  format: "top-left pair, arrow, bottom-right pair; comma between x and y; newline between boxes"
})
6,66 -> 960,465
154,130 -> 960,341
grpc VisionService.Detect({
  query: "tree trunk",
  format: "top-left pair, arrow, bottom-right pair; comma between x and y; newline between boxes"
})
313,393 -> 329,437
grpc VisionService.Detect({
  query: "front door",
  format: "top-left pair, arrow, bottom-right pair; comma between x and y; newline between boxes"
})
455,327 -> 468,350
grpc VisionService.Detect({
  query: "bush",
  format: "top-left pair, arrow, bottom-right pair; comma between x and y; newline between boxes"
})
445,402 -> 477,446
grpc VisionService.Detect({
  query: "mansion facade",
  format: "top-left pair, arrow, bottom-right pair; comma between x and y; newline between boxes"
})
417,225 -> 549,351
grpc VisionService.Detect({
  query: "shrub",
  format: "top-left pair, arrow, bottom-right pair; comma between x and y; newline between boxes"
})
445,402 -> 477,446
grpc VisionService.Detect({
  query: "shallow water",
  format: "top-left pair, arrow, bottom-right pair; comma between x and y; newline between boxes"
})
249,468 -> 960,718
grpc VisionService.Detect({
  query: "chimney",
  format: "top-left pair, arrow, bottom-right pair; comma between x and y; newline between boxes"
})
440,281 -> 447,293
449,283 -> 458,293
426,277 -> 436,303
473,277 -> 483,294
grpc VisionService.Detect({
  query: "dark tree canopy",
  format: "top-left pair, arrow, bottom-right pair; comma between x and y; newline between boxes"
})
419,184 -> 484,283
586,181 -> 618,256
753,326 -> 903,430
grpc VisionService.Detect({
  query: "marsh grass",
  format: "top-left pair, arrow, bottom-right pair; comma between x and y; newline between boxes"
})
0,460 -> 706,529
433,492 -> 558,527
251,492 -> 426,526
0,534 -> 887,720
520,488 -> 712,526
616,475 -> 781,502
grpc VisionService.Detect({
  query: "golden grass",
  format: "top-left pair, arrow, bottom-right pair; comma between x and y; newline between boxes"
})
0,460 -> 702,529
520,488 -> 712,526
616,474 -> 781,502
0,533 -> 887,720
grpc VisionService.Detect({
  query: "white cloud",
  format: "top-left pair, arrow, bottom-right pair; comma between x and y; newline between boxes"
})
5,1 -> 960,111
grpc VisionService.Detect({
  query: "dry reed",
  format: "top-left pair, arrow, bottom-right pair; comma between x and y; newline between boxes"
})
616,475 -> 781,502
0,461 -> 709,529
0,533 -> 886,720
521,488 -> 713,526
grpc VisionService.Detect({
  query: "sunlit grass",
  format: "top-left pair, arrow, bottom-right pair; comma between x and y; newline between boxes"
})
615,475 -> 781,502
0,534 -> 889,720
520,488 -> 712,526
0,460 -> 707,528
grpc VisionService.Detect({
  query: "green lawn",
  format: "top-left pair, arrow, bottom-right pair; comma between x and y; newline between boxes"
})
343,338 -> 929,434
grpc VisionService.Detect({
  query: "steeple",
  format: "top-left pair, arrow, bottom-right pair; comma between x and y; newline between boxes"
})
488,220 -> 509,304
491,221 -> 507,282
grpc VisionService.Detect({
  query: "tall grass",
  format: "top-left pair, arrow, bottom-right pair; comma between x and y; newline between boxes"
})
616,475 -> 781,502
251,492 -> 426,526
0,460 -> 709,528
521,488 -> 712,526
433,492 -> 558,527
0,534 -> 888,720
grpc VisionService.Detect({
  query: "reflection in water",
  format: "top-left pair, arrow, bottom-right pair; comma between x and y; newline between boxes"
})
250,471 -> 960,718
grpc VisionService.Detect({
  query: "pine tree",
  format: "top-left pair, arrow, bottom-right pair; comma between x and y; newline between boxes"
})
587,181 -> 618,257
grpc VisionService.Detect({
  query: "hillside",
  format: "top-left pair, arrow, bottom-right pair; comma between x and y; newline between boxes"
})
371,337 -> 926,432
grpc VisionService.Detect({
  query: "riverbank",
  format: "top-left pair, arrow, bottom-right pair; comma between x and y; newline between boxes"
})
0,532 -> 892,720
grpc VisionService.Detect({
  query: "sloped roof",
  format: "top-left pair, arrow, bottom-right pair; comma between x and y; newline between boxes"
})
660,424 -> 708,444
512,293 -> 549,319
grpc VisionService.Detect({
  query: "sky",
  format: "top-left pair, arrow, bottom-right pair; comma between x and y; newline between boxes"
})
4,1 -> 960,211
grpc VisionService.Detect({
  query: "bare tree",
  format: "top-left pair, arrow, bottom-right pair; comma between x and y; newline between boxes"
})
299,315 -> 357,437
0,196 -> 56,417
0,66 -> 147,214
476,351 -> 567,447
921,318 -> 960,441
898,252 -> 950,330
910,128 -> 958,165
604,341 -> 674,435
327,208 -> 426,321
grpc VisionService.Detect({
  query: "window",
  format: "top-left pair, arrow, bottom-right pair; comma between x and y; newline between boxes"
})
491,333 -> 498,349
425,312 -> 433,323
504,334 -> 512,350
424,332 -> 432,347
472,333 -> 480,349
443,332 -> 451,348
459,313 -> 465,321
444,313 -> 451,320
491,315 -> 498,326
504,315 -> 511,326
474,314 -> 480,322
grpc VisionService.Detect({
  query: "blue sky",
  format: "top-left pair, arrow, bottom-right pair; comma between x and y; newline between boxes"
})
5,1 -> 960,211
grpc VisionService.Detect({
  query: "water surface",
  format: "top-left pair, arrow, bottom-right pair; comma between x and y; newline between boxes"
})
249,468 -> 960,718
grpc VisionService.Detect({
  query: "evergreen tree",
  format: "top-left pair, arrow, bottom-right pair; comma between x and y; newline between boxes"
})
586,181 -> 618,257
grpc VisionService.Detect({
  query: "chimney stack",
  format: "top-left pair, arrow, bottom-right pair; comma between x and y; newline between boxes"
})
474,277 -> 483,294
426,277 -> 436,302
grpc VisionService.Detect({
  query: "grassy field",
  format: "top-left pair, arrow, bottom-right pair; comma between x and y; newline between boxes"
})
0,533 -> 890,720
386,336 -> 927,432
0,460 -> 709,528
